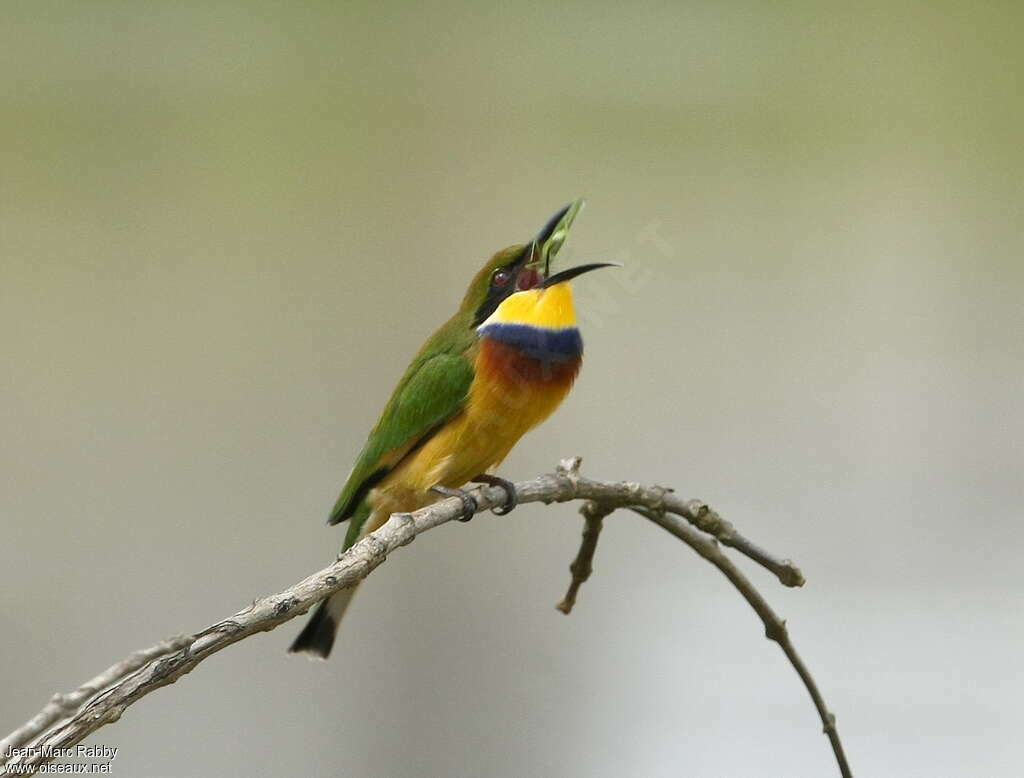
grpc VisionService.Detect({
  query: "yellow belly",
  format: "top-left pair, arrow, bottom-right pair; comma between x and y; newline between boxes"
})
366,348 -> 577,529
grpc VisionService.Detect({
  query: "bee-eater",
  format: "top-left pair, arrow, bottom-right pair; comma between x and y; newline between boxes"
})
289,199 -> 613,658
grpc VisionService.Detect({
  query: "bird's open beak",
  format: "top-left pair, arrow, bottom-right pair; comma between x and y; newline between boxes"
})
538,261 -> 618,288
512,199 -> 586,290
533,198 -> 585,277
517,199 -> 617,289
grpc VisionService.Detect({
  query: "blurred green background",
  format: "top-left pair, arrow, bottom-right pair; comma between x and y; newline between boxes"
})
2,1 -> 1022,776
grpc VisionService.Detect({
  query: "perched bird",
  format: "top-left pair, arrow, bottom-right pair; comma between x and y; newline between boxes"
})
289,200 -> 613,658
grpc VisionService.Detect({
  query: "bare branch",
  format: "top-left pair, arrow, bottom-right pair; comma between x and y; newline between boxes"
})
632,505 -> 852,778
556,499 -> 612,614
2,460 -> 848,777
0,636 -> 192,755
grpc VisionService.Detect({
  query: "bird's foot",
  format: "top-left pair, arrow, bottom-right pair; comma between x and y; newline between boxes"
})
430,485 -> 478,522
471,474 -> 518,515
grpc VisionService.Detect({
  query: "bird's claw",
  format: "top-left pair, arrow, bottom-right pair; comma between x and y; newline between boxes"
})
430,485 -> 479,522
471,474 -> 518,515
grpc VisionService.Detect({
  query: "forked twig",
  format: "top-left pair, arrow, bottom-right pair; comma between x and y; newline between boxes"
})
2,459 -> 850,777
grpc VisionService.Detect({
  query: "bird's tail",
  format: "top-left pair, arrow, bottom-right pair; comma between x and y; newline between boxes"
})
287,585 -> 357,659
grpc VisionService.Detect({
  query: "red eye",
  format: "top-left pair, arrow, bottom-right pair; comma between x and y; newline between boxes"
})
492,269 -> 512,287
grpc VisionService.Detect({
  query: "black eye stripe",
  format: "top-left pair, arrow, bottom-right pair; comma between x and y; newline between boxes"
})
473,245 -> 532,327
474,266 -> 517,327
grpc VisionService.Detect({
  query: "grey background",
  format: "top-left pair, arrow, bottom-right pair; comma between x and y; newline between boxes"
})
2,2 -> 1022,776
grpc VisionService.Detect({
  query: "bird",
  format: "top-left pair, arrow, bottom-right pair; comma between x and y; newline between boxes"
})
289,199 -> 614,658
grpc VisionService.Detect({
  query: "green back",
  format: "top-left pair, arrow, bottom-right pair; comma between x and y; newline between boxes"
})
328,245 -> 527,547
331,313 -> 477,544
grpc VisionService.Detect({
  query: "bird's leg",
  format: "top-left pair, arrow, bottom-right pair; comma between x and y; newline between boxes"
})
471,474 -> 518,516
430,485 -> 478,522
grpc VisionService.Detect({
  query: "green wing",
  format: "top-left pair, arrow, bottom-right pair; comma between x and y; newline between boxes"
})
327,338 -> 474,533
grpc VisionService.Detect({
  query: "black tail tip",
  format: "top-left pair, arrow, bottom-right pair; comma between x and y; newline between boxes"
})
287,607 -> 338,659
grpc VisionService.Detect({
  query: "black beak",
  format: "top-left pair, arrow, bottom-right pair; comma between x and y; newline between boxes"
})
535,202 -> 575,246
532,198 -> 585,275
539,262 -> 618,288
